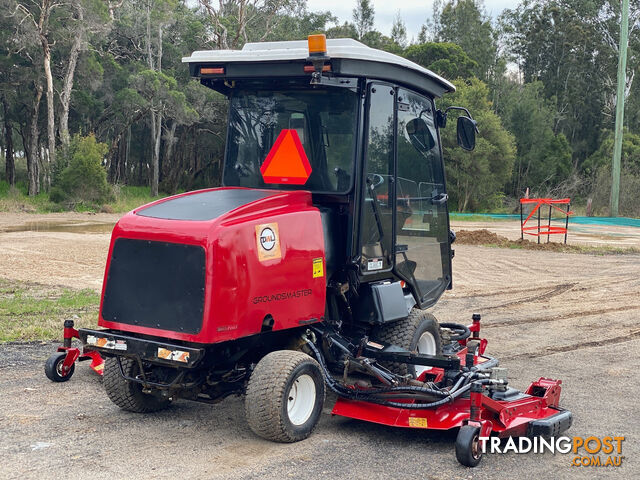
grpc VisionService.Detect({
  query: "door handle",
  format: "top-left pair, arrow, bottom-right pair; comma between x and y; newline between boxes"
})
431,193 -> 448,205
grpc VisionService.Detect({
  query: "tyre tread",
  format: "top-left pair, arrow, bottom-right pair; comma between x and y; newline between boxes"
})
103,357 -> 170,413
374,309 -> 441,376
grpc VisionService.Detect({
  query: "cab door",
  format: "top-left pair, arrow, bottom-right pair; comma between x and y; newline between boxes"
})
358,83 -> 395,275
394,88 -> 452,308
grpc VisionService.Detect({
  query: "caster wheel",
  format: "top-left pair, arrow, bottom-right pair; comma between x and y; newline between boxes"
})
455,425 -> 483,467
45,352 -> 75,382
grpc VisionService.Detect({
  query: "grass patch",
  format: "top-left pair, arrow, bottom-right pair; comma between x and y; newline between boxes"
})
108,185 -> 163,213
0,278 -> 100,342
0,181 -> 164,214
0,181 -> 60,213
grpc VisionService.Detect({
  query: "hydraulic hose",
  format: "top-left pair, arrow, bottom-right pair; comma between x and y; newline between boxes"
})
305,339 -> 484,410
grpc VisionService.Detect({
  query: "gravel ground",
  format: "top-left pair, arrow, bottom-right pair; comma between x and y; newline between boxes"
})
1,213 -> 638,479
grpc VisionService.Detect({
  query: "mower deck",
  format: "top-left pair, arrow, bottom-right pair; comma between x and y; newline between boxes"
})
332,378 -> 568,436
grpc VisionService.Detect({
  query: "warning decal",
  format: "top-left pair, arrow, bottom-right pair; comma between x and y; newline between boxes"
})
260,129 -> 312,185
312,257 -> 324,278
256,223 -> 282,262
408,417 -> 428,428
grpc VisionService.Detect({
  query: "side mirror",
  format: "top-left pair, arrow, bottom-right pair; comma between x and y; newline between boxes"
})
457,116 -> 477,151
406,117 -> 436,153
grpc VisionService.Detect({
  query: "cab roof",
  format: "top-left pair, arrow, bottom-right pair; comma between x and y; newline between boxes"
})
183,38 -> 455,98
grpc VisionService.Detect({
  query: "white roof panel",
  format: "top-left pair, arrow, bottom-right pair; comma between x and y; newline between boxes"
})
183,38 -> 455,93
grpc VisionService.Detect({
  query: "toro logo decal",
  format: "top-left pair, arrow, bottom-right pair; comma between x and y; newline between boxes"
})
256,223 -> 281,261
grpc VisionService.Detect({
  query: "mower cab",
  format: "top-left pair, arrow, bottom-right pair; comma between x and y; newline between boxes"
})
48,35 -> 571,467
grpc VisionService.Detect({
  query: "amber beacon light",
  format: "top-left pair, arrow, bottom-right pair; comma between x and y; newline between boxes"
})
306,35 -> 330,84
308,34 -> 327,56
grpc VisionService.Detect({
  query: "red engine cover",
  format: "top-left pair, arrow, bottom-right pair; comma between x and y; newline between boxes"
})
98,187 -> 326,344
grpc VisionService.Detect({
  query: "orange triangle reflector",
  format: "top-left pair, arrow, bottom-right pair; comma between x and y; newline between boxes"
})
260,129 -> 312,185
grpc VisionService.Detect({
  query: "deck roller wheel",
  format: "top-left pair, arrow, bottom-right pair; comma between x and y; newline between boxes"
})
45,352 -> 75,382
455,425 -> 483,467
245,350 -> 325,443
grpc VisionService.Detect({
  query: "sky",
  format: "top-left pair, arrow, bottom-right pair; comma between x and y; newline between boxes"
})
306,0 -> 517,41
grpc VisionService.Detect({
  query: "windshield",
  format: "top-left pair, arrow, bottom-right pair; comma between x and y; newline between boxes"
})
223,87 -> 358,193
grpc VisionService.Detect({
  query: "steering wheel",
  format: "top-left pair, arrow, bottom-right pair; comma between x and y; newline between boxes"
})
439,322 -> 471,341
366,173 -> 385,190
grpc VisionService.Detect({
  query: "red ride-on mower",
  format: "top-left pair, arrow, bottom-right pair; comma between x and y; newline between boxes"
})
46,35 -> 572,466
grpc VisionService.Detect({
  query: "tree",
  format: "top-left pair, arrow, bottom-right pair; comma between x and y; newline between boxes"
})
436,0 -> 498,82
499,0 -> 640,165
585,129 -> 640,216
50,134 -> 113,207
390,11 -> 407,48
438,78 -> 515,211
352,0 -> 374,40
404,42 -> 478,80
57,0 -> 110,154
14,0 -> 59,179
197,0 -> 304,50
326,21 -> 358,40
497,81 -> 572,197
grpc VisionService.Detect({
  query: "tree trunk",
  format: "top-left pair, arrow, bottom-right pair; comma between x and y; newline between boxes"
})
150,110 -> 162,196
28,84 -> 44,196
59,5 -> 84,154
2,97 -> 15,186
41,40 -> 56,172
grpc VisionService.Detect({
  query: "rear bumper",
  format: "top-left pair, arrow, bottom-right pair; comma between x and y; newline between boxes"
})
78,328 -> 205,369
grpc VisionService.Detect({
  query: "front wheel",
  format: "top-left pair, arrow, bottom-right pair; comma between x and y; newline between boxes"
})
45,352 -> 75,382
245,350 -> 325,443
455,425 -> 483,467
374,309 -> 443,377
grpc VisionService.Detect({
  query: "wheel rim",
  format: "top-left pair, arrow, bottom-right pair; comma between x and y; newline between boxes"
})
415,331 -> 437,377
287,374 -> 316,426
56,359 -> 65,377
471,434 -> 481,459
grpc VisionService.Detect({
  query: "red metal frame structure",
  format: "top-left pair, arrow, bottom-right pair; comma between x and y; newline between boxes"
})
58,320 -> 104,376
332,315 -> 565,438
520,198 -> 573,244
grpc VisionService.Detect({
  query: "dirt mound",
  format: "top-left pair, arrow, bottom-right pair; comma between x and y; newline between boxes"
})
454,229 -> 639,254
455,229 -> 509,245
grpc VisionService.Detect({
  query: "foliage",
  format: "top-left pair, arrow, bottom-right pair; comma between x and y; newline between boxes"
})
434,0 -> 498,82
50,134 -> 113,207
438,78 -> 516,211
497,81 -> 573,197
585,130 -> 640,217
404,42 -> 477,80
583,129 -> 640,176
1,0 -> 640,215
352,0 -> 375,40
390,11 -> 407,48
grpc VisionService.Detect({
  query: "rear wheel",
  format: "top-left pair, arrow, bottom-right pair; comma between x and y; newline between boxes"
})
245,350 -> 325,442
103,357 -> 171,413
374,309 -> 442,377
